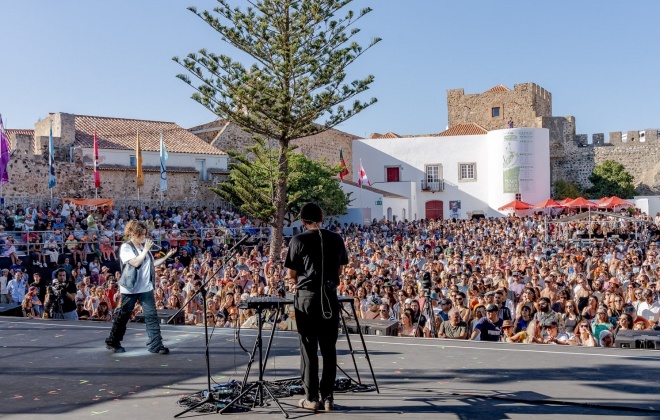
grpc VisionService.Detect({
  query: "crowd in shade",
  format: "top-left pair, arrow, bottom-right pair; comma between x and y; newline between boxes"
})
2,199 -> 660,348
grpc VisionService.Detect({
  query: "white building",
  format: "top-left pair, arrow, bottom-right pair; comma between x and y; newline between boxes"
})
346,126 -> 550,221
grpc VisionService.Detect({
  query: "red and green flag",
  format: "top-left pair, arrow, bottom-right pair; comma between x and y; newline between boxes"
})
339,148 -> 349,181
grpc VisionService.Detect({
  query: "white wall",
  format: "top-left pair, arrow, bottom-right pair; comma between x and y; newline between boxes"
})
486,128 -> 551,211
350,127 -> 550,219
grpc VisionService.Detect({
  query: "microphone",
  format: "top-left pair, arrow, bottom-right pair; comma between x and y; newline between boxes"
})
149,244 -> 162,251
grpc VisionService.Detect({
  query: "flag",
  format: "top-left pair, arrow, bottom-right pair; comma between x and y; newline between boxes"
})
339,148 -> 349,181
0,114 -> 10,185
93,129 -> 100,188
159,131 -> 169,191
48,121 -> 56,189
358,159 -> 371,186
136,129 -> 144,187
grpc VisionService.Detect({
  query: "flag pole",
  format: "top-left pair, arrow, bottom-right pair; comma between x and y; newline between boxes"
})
95,124 -> 98,199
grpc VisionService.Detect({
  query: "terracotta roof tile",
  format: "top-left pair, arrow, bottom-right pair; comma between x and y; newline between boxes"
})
74,115 -> 226,155
6,129 -> 34,136
435,123 -> 488,137
483,84 -> 510,93
369,132 -> 401,139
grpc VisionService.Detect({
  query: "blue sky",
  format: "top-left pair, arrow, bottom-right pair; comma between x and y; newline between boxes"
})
2,0 -> 660,140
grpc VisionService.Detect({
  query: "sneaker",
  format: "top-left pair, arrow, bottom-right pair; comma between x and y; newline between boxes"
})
322,398 -> 334,411
106,344 -> 125,353
149,346 -> 169,354
298,398 -> 320,412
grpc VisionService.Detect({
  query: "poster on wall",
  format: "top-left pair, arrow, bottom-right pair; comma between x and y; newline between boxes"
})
502,131 -> 535,193
449,200 -> 461,218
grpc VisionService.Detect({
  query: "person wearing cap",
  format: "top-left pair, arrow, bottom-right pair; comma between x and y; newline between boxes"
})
0,268 -> 10,304
285,202 -> 348,412
470,303 -> 503,341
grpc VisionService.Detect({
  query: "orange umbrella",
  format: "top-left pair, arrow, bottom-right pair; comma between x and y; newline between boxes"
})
566,197 -> 597,208
498,199 -> 534,211
599,196 -> 634,208
533,198 -> 563,209
558,198 -> 574,206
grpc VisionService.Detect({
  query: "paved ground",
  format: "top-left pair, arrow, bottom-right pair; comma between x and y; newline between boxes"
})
1,317 -> 659,420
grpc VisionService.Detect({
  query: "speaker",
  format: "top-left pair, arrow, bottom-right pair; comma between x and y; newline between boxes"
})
616,329 -> 660,349
0,303 -> 22,317
133,309 -> 185,325
344,319 -> 399,336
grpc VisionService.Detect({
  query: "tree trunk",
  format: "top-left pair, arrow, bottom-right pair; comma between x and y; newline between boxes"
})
269,140 -> 289,261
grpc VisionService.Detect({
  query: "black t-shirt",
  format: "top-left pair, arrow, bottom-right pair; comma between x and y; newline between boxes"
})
284,228 -> 348,291
474,317 -> 503,342
62,280 -> 77,313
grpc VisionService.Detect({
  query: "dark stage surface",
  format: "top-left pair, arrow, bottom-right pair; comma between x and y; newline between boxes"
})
2,317 -> 660,420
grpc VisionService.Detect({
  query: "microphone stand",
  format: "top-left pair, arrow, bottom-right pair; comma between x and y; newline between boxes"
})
173,234 -> 250,417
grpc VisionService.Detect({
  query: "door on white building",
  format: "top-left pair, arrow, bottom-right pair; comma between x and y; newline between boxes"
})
387,207 -> 392,221
195,159 -> 206,180
425,200 -> 444,220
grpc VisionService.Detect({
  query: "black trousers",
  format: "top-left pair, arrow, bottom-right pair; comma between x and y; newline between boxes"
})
294,289 -> 339,402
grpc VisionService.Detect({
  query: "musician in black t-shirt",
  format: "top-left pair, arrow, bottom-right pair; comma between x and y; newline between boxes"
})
284,203 -> 348,412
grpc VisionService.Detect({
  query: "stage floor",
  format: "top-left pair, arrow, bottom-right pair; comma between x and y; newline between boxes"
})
1,317 -> 660,420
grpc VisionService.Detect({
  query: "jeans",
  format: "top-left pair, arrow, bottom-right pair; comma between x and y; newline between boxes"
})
295,289 -> 339,402
62,309 -> 79,320
106,290 -> 164,352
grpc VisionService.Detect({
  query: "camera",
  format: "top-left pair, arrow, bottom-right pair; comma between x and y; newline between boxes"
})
421,271 -> 432,292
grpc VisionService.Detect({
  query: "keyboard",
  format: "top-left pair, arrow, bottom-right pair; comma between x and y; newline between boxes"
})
239,296 -> 293,309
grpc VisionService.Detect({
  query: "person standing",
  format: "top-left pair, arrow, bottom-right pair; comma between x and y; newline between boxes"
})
105,220 -> 176,354
285,203 -> 348,412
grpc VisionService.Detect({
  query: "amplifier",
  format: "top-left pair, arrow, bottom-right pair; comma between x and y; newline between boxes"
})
616,329 -> 660,349
133,309 -> 185,325
344,319 -> 399,337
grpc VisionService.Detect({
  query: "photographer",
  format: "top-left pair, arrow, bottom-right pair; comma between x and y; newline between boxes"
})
49,268 -> 78,320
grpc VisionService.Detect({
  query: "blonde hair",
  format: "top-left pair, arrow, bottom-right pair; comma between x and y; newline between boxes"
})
124,220 -> 147,240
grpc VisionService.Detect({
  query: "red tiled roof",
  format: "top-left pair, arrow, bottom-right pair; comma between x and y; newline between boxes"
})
74,115 -> 226,155
484,84 -> 510,93
369,132 -> 401,139
6,129 -> 34,136
435,123 -> 488,137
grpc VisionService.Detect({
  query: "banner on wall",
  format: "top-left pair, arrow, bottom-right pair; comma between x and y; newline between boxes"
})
449,200 -> 461,218
502,131 -> 535,194
63,198 -> 114,210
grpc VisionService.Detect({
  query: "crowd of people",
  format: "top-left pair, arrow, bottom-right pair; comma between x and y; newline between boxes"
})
2,199 -> 660,349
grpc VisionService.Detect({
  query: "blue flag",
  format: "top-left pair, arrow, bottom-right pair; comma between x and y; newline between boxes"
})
159,131 -> 168,191
48,121 -> 56,189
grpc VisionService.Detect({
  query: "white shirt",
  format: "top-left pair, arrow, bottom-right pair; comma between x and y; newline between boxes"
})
119,242 -> 153,294
637,301 -> 660,323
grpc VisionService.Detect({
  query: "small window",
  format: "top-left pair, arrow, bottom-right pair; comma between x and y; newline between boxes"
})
129,155 -> 136,167
515,193 -> 522,201
458,163 -> 476,181
386,166 -> 400,182
491,107 -> 500,118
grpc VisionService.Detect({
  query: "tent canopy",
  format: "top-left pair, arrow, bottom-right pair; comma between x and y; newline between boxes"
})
498,199 -> 534,211
534,198 -> 563,209
566,197 -> 596,208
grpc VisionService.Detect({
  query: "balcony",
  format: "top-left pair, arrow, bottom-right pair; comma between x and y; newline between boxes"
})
421,179 -> 444,192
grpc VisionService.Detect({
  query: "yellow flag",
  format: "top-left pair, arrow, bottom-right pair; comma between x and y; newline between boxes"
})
136,129 -> 144,187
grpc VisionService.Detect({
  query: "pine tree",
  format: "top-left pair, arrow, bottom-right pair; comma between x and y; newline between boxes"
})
174,0 -> 379,259
214,137 -> 351,227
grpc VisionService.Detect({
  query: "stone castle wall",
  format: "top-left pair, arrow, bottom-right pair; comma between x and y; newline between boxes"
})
544,116 -> 660,194
447,82 -> 552,131
211,123 -> 357,173
4,134 -> 224,204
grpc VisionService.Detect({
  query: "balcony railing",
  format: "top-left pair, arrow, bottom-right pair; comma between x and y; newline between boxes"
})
421,179 -> 444,192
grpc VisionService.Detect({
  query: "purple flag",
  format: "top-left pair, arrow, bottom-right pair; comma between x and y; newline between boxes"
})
0,115 -> 10,185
